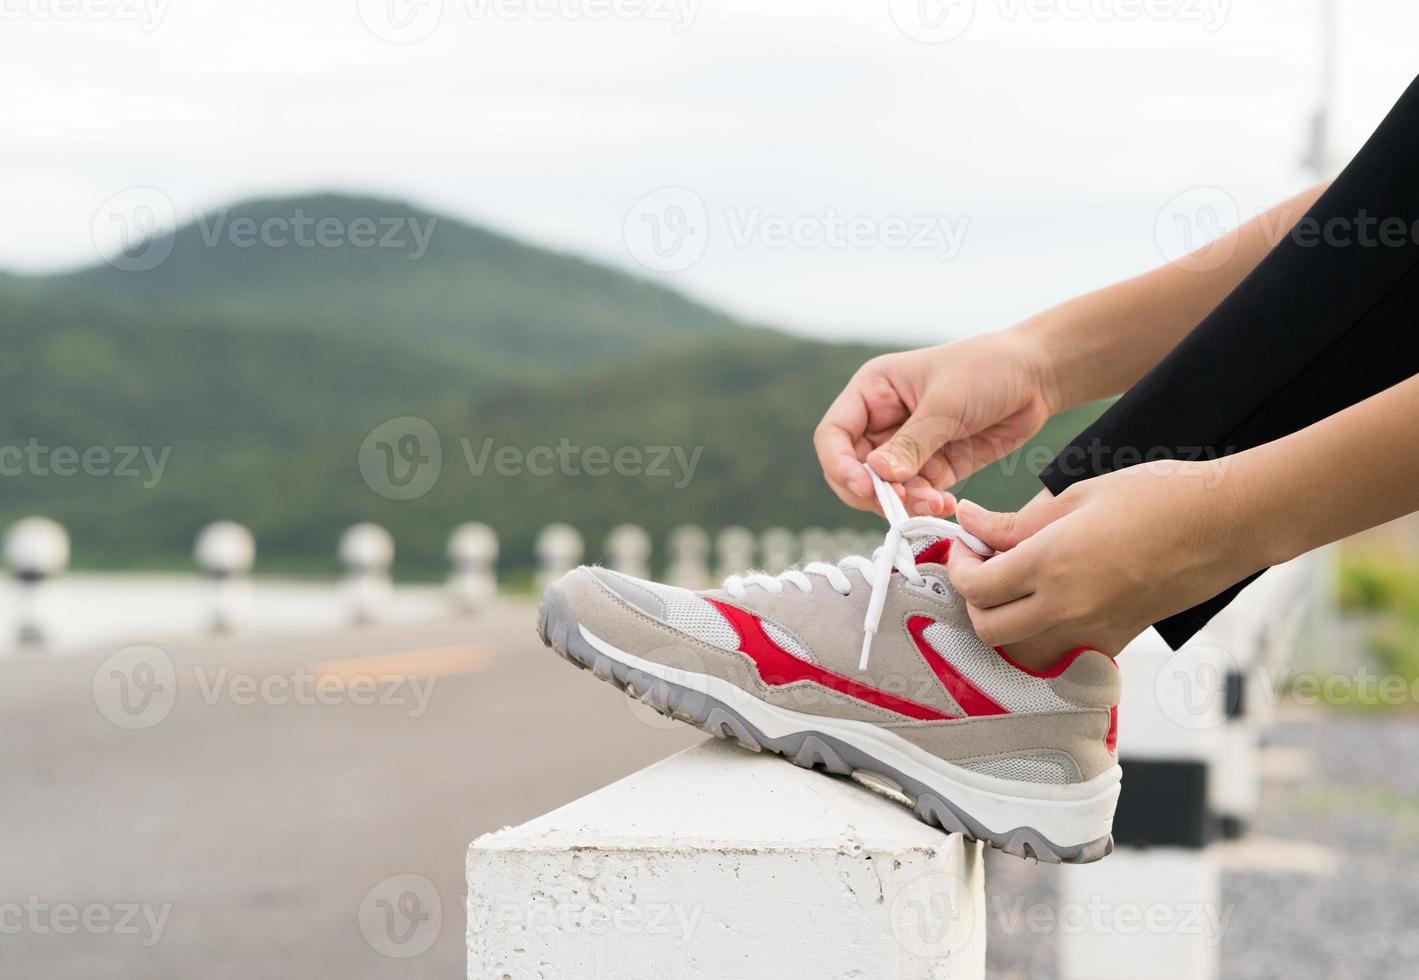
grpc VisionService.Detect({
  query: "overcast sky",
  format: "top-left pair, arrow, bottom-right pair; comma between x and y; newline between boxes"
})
4,0 -> 1416,344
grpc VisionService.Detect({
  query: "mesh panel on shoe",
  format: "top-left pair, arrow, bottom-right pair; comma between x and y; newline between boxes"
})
622,577 -> 740,652
960,755 -> 1074,785
910,535 -> 946,556
919,622 -> 1075,714
762,620 -> 816,664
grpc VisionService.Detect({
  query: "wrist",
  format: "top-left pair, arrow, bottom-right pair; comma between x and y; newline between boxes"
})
1006,316 -> 1069,415
1211,449 -> 1303,574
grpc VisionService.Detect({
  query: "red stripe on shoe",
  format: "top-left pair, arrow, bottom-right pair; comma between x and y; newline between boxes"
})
906,616 -> 1010,717
994,644 -> 1093,679
706,599 -> 953,722
1106,704 -> 1119,753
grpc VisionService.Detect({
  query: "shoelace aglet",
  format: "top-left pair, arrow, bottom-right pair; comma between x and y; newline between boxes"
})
858,629 -> 876,672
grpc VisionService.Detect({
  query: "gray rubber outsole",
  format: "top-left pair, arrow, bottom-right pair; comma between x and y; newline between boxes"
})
537,583 -> 1114,865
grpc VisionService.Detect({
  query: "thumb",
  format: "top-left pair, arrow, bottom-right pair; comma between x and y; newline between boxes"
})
867,414 -> 965,483
954,495 -> 1054,551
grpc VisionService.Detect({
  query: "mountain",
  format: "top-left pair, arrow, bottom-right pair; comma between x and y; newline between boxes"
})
37,193 -> 749,372
1,193 -> 1103,578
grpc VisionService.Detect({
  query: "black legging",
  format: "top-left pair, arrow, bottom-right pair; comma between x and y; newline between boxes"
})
1041,74 -> 1419,650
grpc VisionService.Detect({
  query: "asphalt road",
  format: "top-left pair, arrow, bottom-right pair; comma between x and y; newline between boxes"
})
0,600 -> 699,979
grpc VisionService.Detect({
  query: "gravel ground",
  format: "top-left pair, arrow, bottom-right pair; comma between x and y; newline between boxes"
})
984,705 -> 1419,979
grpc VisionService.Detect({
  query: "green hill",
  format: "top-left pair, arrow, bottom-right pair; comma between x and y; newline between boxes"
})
1,194 -> 1102,578
40,193 -> 749,371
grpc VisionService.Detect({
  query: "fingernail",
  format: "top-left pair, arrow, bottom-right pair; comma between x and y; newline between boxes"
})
956,499 -> 982,518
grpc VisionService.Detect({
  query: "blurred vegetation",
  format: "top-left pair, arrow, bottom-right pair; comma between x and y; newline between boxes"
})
1338,549 -> 1419,698
1,194 -> 1105,579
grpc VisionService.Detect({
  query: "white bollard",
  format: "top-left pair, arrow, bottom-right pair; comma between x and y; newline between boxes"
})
665,524 -> 710,589
535,524 -> 583,592
604,524 -> 652,579
714,525 -> 756,579
338,523 -> 394,625
193,521 -> 256,634
799,526 -> 833,565
759,526 -> 796,574
468,739 -> 986,980
3,517 -> 70,649
1057,628 -> 1226,980
1056,848 -> 1223,980
447,522 -> 498,614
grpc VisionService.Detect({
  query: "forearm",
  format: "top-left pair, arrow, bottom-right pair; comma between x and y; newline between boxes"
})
1015,181 -> 1330,412
1226,372 -> 1419,569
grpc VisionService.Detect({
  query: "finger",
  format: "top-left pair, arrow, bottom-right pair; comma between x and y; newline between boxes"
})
903,475 -> 953,516
954,496 -> 1057,552
948,541 -> 1035,607
966,594 -> 1052,648
918,452 -> 962,493
867,413 -> 969,484
814,393 -> 875,501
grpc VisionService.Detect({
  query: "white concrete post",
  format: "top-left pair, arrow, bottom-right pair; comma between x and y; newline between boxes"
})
448,522 -> 498,614
535,524 -> 583,593
3,517 -> 70,649
193,521 -> 256,634
714,525 -> 755,579
665,524 -> 710,589
338,523 -> 394,625
1057,628 -> 1227,980
468,739 -> 986,980
799,526 -> 833,565
604,524 -> 652,579
759,526 -> 796,574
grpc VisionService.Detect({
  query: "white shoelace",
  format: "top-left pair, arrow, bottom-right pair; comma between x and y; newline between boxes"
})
723,463 -> 993,672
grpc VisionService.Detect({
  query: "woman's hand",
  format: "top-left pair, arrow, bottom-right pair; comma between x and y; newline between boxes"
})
814,330 -> 1058,516
945,459 -> 1271,659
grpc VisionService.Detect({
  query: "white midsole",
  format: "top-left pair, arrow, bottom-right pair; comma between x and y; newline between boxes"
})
580,624 -> 1121,848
